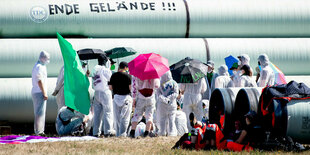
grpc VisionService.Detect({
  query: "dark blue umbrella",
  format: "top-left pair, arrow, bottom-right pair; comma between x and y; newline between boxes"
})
225,55 -> 239,76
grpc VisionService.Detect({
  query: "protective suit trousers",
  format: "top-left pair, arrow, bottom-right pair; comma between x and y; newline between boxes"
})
182,93 -> 203,131
32,92 -> 47,135
113,95 -> 132,137
131,97 -> 155,123
93,90 -> 114,136
157,102 -> 177,136
57,118 -> 83,136
56,87 -> 65,111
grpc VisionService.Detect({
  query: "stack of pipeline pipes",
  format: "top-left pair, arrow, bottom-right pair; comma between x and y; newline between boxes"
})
1,0 -> 310,130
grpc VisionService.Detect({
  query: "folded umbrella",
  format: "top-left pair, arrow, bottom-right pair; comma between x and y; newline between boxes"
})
128,53 -> 169,80
170,57 -> 208,83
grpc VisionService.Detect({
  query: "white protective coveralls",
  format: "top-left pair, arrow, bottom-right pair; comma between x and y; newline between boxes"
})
231,70 -> 240,87
202,66 -> 218,100
232,54 -> 253,87
31,51 -> 50,135
239,75 -> 258,87
156,71 -> 178,136
131,77 -> 160,124
257,54 -> 275,87
52,66 -> 65,111
179,78 -> 207,130
113,94 -> 132,137
56,106 -> 85,135
175,110 -> 188,136
214,65 -> 233,88
92,60 -> 114,136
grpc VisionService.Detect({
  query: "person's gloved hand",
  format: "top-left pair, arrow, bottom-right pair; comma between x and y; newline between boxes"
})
159,95 -> 169,104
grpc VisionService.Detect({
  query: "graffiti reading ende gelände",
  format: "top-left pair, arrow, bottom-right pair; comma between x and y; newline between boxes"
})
47,2 -> 177,16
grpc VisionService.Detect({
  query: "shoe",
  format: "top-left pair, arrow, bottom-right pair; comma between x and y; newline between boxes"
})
130,130 -> 136,138
148,132 -> 158,138
104,133 -> 116,138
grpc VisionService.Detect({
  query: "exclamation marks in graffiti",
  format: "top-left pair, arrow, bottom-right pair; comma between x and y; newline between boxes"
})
162,2 -> 176,11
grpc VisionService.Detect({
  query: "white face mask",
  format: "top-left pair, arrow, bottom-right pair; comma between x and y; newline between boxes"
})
43,60 -> 50,65
233,70 -> 237,75
208,70 -> 212,73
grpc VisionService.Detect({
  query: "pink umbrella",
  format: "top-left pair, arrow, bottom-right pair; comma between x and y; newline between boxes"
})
128,53 -> 169,80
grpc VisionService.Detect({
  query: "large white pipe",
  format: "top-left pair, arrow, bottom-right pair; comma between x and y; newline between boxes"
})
0,78 -> 94,123
0,0 -> 309,38
0,77 -> 309,123
0,38 -> 309,77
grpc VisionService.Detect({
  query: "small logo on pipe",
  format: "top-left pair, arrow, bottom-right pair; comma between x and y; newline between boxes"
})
30,6 -> 49,23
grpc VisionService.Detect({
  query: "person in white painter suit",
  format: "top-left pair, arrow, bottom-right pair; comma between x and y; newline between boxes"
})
31,51 -> 50,135
238,54 -> 253,72
156,71 -> 178,136
109,62 -> 133,137
179,77 -> 207,131
202,60 -> 218,100
228,54 -> 253,87
238,64 -> 258,87
257,54 -> 275,87
130,76 -> 160,138
214,65 -> 234,88
52,66 -> 65,111
92,54 -> 115,137
52,61 -> 90,111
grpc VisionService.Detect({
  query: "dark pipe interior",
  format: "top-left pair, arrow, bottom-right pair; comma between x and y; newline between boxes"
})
209,89 -> 225,129
233,89 -> 251,129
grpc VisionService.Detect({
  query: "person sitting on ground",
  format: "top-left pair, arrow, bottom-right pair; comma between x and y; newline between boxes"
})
200,121 -> 227,150
175,102 -> 188,136
226,111 -> 265,152
56,106 -> 89,136
229,120 -> 243,142
172,113 -> 206,150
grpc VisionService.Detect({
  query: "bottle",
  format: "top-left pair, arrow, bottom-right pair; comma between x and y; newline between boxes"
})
188,132 -> 191,141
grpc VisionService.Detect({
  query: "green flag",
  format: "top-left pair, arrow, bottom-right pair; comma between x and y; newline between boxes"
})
57,33 -> 90,115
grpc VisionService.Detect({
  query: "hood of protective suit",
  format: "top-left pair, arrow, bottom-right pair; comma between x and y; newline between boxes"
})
239,54 -> 250,66
160,71 -> 173,84
258,54 -> 269,67
39,50 -> 50,65
218,65 -> 229,76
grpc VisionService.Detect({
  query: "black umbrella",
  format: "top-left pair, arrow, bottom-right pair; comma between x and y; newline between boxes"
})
76,48 -> 105,60
170,57 -> 208,83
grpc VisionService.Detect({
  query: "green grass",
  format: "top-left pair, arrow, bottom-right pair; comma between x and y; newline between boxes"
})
0,136 -> 309,155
